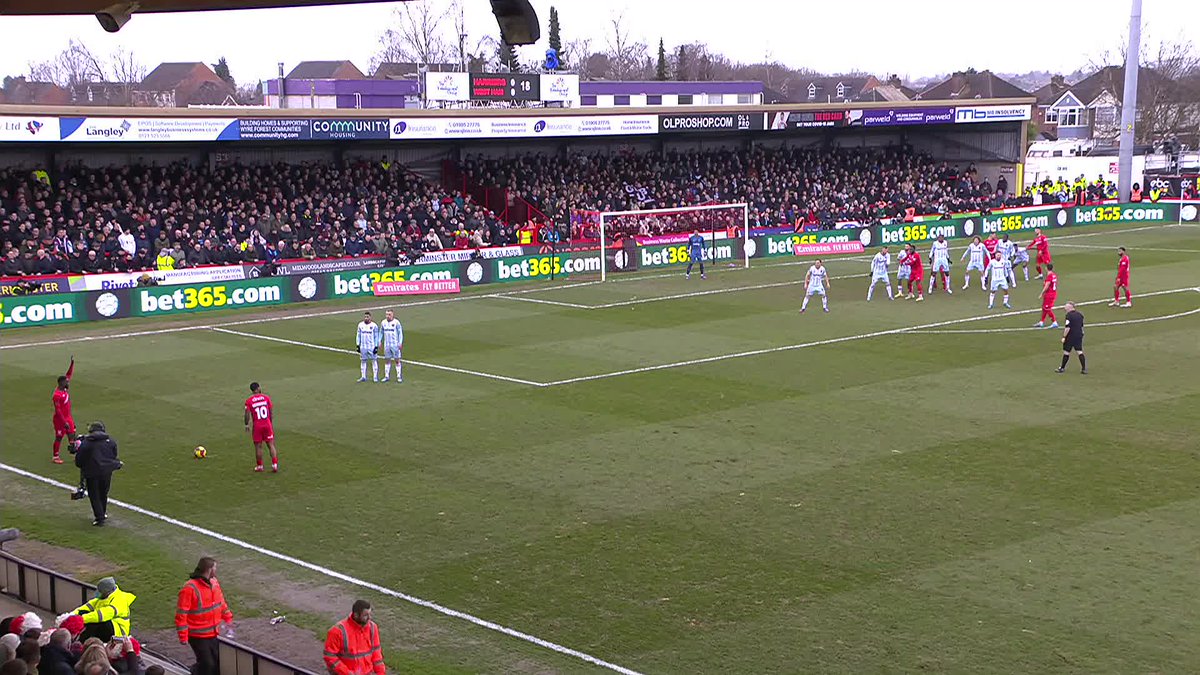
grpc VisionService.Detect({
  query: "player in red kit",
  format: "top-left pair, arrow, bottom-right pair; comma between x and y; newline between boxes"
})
51,357 -> 77,464
1110,247 -> 1132,307
902,246 -> 926,301
244,381 -> 278,473
1027,228 -> 1052,278
1035,264 -> 1060,328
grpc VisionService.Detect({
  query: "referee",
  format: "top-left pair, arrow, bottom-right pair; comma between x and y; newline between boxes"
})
1055,302 -> 1087,374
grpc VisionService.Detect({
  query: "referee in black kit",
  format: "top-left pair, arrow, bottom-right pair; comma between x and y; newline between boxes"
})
1055,302 -> 1087,374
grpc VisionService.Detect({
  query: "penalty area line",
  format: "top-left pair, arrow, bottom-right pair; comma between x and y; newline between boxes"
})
0,463 -> 644,675
210,327 -> 546,388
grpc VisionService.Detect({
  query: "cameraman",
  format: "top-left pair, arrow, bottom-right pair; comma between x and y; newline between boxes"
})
136,273 -> 159,287
75,421 -> 122,527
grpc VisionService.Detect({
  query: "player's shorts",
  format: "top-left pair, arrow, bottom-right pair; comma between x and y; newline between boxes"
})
966,262 -> 985,272
932,260 -> 950,273
990,279 -> 1009,292
897,268 -> 911,280
1037,252 -> 1052,264
384,345 -> 401,360
910,270 -> 924,283
688,249 -> 704,262
806,286 -> 826,296
871,272 -> 890,284
360,347 -> 377,361
1116,274 -> 1129,286
252,422 -> 275,444
1042,294 -> 1057,310
1013,250 -> 1029,263
1063,335 -> 1084,352
54,418 -> 76,438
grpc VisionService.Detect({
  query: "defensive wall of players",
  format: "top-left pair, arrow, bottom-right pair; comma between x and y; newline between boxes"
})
2,201 -> 1196,330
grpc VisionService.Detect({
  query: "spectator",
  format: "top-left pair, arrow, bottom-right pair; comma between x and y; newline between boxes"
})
0,658 -> 27,675
116,227 -> 135,256
175,556 -> 234,675
74,642 -> 115,675
73,422 -> 122,528
0,632 -> 18,662
7,613 -> 42,636
68,576 -> 134,643
14,639 -> 40,672
323,600 -> 385,675
104,637 -> 142,674
40,628 -> 77,675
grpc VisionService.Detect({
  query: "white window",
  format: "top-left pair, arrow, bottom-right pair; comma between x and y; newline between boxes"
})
807,83 -> 816,99
1044,109 -> 1058,123
836,83 -> 846,99
1058,108 -> 1083,127
707,94 -> 723,105
737,93 -> 754,105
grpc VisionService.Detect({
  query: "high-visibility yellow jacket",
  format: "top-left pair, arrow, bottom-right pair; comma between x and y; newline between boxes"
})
73,587 -> 136,637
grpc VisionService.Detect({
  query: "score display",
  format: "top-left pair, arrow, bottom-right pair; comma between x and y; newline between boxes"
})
469,73 -> 541,101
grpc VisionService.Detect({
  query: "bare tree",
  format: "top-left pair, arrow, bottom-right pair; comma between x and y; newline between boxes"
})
1089,33 -> 1200,144
371,0 -> 453,71
604,13 -> 649,80
109,47 -> 146,85
27,39 -> 105,87
563,36 -> 593,77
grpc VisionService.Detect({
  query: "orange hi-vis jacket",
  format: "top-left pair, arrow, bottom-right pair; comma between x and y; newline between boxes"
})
175,576 -> 234,642
324,615 -> 385,675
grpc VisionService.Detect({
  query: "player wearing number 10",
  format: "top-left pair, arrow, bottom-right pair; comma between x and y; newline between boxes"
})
244,382 -> 278,473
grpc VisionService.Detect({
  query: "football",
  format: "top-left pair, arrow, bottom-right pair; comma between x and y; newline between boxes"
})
193,445 -> 207,459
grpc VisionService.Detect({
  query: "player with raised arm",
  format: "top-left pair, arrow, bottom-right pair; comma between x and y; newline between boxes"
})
800,259 -> 830,313
1110,247 -> 1132,307
867,246 -> 894,301
928,234 -> 952,294
244,382 -> 278,473
986,251 -> 1012,309
1055,302 -> 1087,374
961,236 -> 987,290
896,244 -> 912,298
902,246 -> 925,302
1034,263 -> 1060,328
685,230 -> 706,280
997,234 -> 1018,287
51,356 -> 77,465
380,309 -> 404,383
1028,228 -> 1052,279
356,311 -> 382,382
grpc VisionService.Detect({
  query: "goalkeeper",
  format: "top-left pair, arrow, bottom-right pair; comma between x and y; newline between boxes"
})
685,230 -> 706,280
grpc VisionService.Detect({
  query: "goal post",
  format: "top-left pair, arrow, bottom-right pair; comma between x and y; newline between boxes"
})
597,202 -> 750,282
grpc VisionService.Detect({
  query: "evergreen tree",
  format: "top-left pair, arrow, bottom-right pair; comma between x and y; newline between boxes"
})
212,57 -> 234,87
547,6 -> 562,70
675,45 -> 689,81
499,40 -> 521,72
655,39 -> 668,80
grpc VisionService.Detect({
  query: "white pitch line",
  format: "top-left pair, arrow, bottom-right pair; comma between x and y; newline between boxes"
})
496,295 -> 593,309
538,286 -> 1200,387
904,304 -> 1200,334
210,327 -> 546,388
590,274 -> 859,309
0,463 -> 642,675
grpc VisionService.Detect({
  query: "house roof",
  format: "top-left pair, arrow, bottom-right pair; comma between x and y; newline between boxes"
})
798,76 -> 873,101
1070,65 -> 1179,106
286,60 -> 364,79
372,62 -> 459,79
855,84 -> 910,102
139,62 -> 207,91
0,79 -> 70,105
918,70 -> 1030,100
1031,77 -> 1073,106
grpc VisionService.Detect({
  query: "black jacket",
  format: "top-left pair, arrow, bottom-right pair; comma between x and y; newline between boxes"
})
40,643 -> 77,675
75,431 -> 121,478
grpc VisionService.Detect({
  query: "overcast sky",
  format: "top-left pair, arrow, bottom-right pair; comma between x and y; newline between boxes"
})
0,0 -> 1195,85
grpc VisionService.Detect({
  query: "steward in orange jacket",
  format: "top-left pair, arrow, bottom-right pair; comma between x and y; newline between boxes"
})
324,600 -> 386,675
176,557 -> 234,675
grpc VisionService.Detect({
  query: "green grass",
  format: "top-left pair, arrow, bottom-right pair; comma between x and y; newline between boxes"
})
3,222 -> 1200,674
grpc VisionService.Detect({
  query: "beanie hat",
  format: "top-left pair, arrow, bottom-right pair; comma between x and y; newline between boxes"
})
0,632 -> 18,651
60,614 -> 86,637
9,611 -> 42,634
96,576 -> 118,598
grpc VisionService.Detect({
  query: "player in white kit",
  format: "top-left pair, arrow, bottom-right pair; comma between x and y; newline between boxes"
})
928,235 -> 952,294
896,244 -> 912,298
998,234 -> 1018,287
867,246 -> 894,301
379,309 -> 404,383
1010,236 -> 1031,281
800,259 -> 830,313
987,251 -> 1012,309
355,311 -> 382,382
961,236 -> 987,290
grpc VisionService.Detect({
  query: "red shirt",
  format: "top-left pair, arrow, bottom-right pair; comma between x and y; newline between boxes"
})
983,237 -> 999,254
1029,234 -> 1049,253
903,251 -> 924,273
1117,254 -> 1130,277
52,388 -> 72,422
1045,271 -> 1058,294
245,394 -> 273,427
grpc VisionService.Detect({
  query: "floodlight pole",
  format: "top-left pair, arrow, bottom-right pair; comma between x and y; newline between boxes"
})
1117,0 -> 1142,201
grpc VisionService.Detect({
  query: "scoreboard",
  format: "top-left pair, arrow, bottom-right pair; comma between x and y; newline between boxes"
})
469,73 -> 541,102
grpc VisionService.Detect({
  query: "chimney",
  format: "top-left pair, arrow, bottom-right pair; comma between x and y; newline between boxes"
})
277,62 -> 286,109
888,74 -> 902,88
1051,74 -> 1065,89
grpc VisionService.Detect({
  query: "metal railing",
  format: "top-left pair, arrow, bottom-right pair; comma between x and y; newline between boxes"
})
0,548 -> 319,675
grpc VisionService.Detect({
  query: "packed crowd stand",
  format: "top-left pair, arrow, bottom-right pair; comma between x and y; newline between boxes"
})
1,146 -> 1133,280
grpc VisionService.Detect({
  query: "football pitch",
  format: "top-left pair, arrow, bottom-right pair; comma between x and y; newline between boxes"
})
3,221 -> 1200,674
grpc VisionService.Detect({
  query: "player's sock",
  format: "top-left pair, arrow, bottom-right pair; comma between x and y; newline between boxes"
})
1047,310 -> 1056,323
384,363 -> 391,379
396,361 -> 403,381
371,361 -> 379,381
1125,290 -> 1132,303
1023,268 -> 1030,281
886,285 -> 893,299
988,292 -> 995,307
360,362 -> 367,379
685,262 -> 693,276
1061,354 -> 1070,369
867,284 -> 873,301
53,438 -> 61,457
1114,289 -> 1120,302
800,296 -> 809,311
822,296 -> 828,310
1079,354 -> 1087,371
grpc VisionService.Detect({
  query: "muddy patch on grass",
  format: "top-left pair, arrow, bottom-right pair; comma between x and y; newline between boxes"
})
6,539 -> 124,582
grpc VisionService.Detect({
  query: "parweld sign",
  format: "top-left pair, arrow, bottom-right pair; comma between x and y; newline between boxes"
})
793,242 -> 865,256
373,279 -> 461,296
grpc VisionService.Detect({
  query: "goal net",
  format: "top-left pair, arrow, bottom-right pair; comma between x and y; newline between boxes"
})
596,203 -> 749,281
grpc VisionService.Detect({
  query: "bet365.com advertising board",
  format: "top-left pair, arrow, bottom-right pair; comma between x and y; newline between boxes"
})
2,202 -> 1194,330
